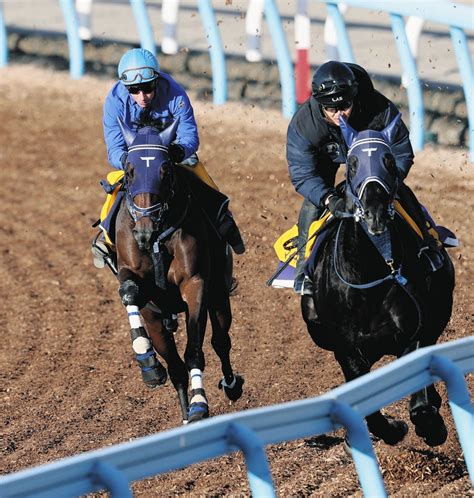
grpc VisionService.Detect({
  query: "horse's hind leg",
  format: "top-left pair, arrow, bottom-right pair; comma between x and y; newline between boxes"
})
141,307 -> 189,424
335,350 -> 408,446
209,298 -> 244,402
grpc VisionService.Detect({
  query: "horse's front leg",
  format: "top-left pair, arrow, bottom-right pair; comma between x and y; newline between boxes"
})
118,271 -> 167,389
335,349 -> 408,446
405,341 -> 447,446
180,275 -> 209,423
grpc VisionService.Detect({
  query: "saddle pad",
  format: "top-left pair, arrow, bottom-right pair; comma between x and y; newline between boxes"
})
273,212 -> 332,268
99,170 -> 125,247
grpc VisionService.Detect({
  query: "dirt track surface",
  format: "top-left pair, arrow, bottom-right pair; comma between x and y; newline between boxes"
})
1,66 -> 473,496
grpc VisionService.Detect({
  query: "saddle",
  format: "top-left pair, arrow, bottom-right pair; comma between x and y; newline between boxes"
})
271,201 -> 457,289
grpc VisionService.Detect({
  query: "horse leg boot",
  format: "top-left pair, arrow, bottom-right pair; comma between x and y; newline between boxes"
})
409,384 -> 447,446
209,302 -> 244,402
335,350 -> 408,446
397,184 -> 444,272
294,199 -> 324,294
119,280 -> 167,389
182,280 -> 210,423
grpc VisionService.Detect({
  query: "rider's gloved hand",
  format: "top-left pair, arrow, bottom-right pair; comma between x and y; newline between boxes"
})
169,143 -> 185,164
326,192 -> 346,218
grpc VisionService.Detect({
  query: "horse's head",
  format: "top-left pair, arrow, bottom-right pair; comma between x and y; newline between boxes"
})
119,119 -> 178,251
340,114 -> 400,235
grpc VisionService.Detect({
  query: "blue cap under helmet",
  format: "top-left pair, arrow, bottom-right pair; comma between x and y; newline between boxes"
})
118,48 -> 160,85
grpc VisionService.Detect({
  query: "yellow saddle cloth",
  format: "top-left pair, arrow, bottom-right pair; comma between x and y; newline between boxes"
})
273,201 -> 436,267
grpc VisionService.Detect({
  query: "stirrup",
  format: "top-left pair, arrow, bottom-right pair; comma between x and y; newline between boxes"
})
91,233 -> 117,274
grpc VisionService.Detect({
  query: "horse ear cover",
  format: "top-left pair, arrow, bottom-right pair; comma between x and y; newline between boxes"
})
159,119 -> 180,147
339,116 -> 357,147
117,118 -> 137,147
381,112 -> 402,144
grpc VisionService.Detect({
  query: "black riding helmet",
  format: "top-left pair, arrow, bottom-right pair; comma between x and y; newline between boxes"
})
312,61 -> 358,107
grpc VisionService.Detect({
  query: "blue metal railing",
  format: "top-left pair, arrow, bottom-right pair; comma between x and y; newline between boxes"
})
1,336 -> 472,497
319,0 -> 474,160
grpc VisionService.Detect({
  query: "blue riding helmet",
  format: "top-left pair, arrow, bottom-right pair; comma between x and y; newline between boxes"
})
118,48 -> 160,85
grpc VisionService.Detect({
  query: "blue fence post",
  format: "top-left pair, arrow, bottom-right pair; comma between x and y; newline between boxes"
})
326,3 -> 354,62
197,0 -> 227,105
0,3 -> 7,67
59,0 -> 84,79
449,26 -> 474,163
264,0 -> 296,118
331,401 -> 387,497
90,461 -> 133,498
430,355 -> 474,483
390,13 -> 424,152
130,0 -> 156,56
226,423 -> 276,497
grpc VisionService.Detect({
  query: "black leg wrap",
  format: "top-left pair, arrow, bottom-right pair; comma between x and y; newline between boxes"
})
130,327 -> 167,389
119,280 -> 141,307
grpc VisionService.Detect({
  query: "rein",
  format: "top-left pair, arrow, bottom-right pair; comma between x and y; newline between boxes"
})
333,220 -> 407,289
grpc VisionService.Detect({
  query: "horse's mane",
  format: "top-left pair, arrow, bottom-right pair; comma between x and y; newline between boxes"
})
135,108 -> 168,132
366,113 -> 387,132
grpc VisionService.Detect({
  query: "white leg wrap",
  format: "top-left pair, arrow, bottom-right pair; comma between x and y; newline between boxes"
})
190,368 -> 203,390
220,375 -> 236,389
127,305 -> 144,329
132,336 -> 151,354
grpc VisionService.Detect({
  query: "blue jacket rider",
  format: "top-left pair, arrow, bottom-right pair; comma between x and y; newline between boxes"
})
287,61 -> 442,294
99,48 -> 244,256
103,49 -> 198,170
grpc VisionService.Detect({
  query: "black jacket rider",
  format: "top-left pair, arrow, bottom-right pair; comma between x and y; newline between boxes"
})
287,63 -> 414,208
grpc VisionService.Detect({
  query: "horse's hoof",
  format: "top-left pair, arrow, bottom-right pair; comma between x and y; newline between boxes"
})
141,362 -> 168,389
380,418 -> 408,445
218,374 -> 244,401
411,407 -> 448,446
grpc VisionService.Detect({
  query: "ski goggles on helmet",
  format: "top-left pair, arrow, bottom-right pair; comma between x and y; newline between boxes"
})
315,79 -> 355,95
120,66 -> 158,84
126,80 -> 157,95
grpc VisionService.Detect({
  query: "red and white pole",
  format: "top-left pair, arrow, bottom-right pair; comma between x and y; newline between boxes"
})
295,0 -> 311,104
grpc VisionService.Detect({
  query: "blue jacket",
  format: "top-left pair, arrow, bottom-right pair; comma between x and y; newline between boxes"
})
103,72 -> 199,169
287,64 -> 414,208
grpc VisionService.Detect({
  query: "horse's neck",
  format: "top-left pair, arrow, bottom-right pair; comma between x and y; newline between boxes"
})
338,219 -> 390,274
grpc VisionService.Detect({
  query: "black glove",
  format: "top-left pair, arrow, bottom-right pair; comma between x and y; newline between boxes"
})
169,143 -> 185,164
327,193 -> 346,218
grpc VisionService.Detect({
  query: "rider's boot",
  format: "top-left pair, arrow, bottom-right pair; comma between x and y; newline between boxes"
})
218,211 -> 245,255
397,184 -> 444,272
294,198 -> 324,294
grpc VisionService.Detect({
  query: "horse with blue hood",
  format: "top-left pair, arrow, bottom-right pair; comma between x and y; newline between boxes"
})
111,119 -> 244,424
301,113 -> 455,448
